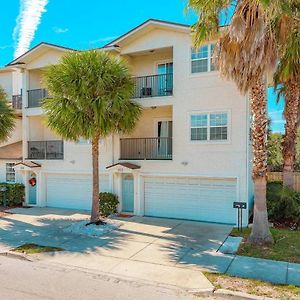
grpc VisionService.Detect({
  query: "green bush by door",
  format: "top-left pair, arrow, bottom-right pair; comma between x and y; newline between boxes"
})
99,192 -> 119,217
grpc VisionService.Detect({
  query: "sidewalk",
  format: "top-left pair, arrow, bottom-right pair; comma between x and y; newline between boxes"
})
226,255 -> 300,286
180,250 -> 300,286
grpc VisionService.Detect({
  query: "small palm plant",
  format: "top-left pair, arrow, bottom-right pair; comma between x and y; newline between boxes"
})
0,86 -> 15,142
43,50 -> 141,223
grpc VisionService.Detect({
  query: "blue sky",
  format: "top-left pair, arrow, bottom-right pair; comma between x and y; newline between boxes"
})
0,0 -> 284,132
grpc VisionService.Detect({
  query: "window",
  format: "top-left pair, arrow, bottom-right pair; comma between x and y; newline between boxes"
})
77,138 -> 91,145
191,44 -> 216,73
6,163 -> 16,183
190,112 -> 228,141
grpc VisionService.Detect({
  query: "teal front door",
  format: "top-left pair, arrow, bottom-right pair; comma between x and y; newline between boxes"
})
28,173 -> 37,205
122,174 -> 134,213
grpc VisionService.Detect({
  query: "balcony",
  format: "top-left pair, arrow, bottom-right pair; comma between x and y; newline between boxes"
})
120,137 -> 172,160
12,95 -> 22,109
28,140 -> 64,160
132,73 -> 173,99
27,88 -> 50,108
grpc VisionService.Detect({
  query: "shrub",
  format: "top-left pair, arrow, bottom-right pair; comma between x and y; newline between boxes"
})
99,192 -> 119,217
267,182 -> 300,227
0,183 -> 25,207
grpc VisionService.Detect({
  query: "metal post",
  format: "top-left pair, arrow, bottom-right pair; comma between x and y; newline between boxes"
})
240,208 -> 243,233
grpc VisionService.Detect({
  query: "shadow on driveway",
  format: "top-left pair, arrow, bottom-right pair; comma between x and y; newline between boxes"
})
0,207 -> 233,272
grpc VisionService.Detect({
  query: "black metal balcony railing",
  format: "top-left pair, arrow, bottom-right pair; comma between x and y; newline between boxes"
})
120,137 -> 172,160
12,95 -> 22,109
28,141 -> 64,160
27,88 -> 49,108
132,73 -> 173,99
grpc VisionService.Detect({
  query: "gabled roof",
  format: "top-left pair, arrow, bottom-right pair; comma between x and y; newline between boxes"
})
14,161 -> 41,171
0,141 -> 22,160
103,19 -> 191,48
106,162 -> 141,170
6,42 -> 76,67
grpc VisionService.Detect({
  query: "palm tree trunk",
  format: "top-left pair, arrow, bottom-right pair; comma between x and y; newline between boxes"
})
249,78 -> 273,245
282,80 -> 300,188
91,134 -> 100,222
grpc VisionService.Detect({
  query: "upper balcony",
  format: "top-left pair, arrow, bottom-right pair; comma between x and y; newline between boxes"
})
12,94 -> 22,110
27,140 -> 64,160
118,106 -> 173,161
27,88 -> 49,108
132,73 -> 173,99
125,46 -> 174,105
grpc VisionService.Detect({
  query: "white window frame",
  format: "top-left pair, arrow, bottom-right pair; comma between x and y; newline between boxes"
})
189,110 -> 231,144
190,43 -> 217,75
6,163 -> 16,183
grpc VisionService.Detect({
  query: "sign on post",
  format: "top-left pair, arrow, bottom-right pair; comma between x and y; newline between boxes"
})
233,202 -> 247,232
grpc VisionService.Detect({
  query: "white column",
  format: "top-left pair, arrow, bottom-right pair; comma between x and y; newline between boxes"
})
22,70 -> 29,160
38,172 -> 46,207
134,172 -> 143,216
115,173 -> 122,213
24,171 -> 30,205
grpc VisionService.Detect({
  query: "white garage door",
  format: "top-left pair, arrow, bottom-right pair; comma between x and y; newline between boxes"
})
144,176 -> 237,224
46,174 -> 110,210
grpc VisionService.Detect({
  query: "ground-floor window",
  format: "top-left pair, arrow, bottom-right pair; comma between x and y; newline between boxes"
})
6,163 -> 16,183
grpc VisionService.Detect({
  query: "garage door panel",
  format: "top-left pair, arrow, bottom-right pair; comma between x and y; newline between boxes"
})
46,174 -> 110,210
144,176 -> 236,224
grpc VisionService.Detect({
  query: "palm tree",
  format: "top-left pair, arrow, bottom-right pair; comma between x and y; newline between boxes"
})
263,0 -> 300,188
43,50 -> 141,223
0,86 -> 15,142
187,0 -> 277,244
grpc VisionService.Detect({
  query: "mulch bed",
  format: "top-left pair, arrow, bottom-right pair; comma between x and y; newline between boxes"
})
116,213 -> 134,218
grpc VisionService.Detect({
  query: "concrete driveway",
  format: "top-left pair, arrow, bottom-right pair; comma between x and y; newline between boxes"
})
0,207 -> 233,291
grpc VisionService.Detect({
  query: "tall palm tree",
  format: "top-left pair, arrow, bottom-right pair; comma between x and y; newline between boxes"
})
43,50 -> 141,223
0,86 -> 15,142
187,0 -> 276,244
263,0 -> 300,188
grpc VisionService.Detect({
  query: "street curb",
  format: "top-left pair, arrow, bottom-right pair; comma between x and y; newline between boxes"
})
213,289 -> 275,300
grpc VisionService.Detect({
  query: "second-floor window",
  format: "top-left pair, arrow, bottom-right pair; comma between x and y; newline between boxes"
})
190,112 -> 228,141
191,44 -> 216,73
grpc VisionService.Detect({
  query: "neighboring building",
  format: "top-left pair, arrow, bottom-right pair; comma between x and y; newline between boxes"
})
0,67 -> 23,184
6,19 -> 253,225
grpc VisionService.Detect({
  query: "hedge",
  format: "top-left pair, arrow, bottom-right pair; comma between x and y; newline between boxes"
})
0,183 -> 25,207
99,192 -> 119,217
267,182 -> 300,228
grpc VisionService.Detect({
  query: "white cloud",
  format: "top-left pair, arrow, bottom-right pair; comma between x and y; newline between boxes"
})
53,27 -> 69,34
13,0 -> 49,59
89,36 -> 118,44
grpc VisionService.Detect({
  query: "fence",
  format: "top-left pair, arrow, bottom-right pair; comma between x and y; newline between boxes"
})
268,172 -> 300,192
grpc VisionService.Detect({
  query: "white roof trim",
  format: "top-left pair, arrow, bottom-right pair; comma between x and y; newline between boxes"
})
104,19 -> 190,47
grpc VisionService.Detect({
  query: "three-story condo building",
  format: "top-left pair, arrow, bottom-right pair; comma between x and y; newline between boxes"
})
5,19 -> 253,225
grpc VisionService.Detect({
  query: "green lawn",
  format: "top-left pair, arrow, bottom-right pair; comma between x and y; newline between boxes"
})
231,227 -> 300,263
13,243 -> 64,254
205,272 -> 300,300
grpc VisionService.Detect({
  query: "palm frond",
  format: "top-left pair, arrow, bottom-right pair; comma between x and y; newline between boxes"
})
0,86 -> 15,142
42,50 -> 142,141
